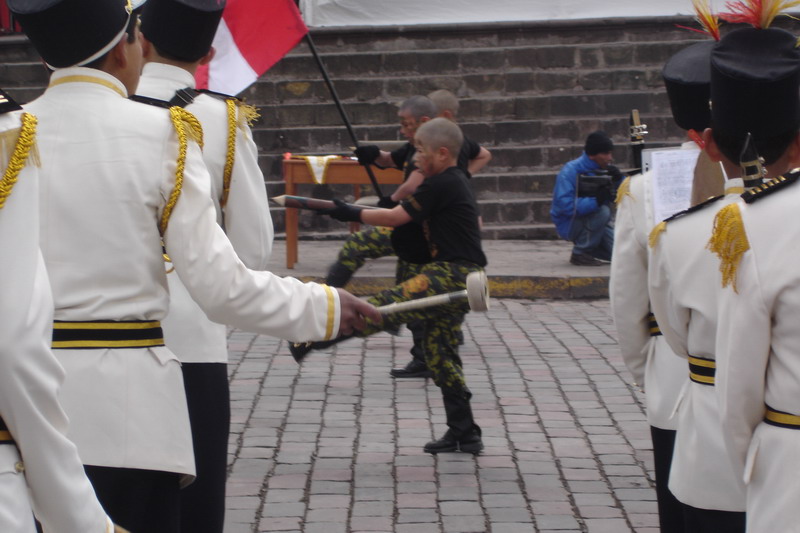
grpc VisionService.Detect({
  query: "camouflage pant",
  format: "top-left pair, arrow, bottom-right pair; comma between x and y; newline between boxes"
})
331,226 -> 394,275
360,261 -> 481,399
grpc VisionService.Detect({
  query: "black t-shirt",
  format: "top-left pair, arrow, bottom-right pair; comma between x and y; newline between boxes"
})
389,143 -> 431,263
458,137 -> 481,178
401,166 -> 487,267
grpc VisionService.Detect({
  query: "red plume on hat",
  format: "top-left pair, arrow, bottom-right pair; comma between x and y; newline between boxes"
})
720,0 -> 800,28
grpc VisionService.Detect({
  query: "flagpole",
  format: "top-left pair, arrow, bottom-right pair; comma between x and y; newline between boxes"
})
297,5 -> 386,199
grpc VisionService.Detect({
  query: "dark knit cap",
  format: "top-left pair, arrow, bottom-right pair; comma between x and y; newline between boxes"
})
584,131 -> 614,155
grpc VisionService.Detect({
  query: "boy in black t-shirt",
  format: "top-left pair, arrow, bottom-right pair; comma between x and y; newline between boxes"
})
328,93 -> 491,379
294,118 -> 487,454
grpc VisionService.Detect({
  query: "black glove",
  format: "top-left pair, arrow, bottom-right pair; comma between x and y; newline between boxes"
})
595,185 -> 612,206
320,198 -> 363,223
354,145 -> 381,166
606,164 -> 624,184
377,196 -> 398,209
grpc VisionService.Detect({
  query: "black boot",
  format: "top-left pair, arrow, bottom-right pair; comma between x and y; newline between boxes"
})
424,392 -> 483,454
325,262 -> 354,288
288,335 -> 351,363
390,321 -> 430,378
390,359 -> 432,378
424,426 -> 483,455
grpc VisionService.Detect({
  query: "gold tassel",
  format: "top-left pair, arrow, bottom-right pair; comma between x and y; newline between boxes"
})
615,176 -> 632,206
237,102 -> 260,129
706,203 -> 750,291
648,221 -> 667,249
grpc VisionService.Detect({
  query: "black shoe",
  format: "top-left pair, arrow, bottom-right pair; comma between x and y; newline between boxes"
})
289,341 -> 314,363
569,252 -> 603,267
390,359 -> 433,379
423,428 -> 483,455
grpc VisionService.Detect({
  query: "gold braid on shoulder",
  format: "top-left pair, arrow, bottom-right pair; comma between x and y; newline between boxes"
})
707,202 -> 750,292
615,176 -> 632,206
220,98 -> 237,208
161,107 -> 204,236
0,112 -> 38,210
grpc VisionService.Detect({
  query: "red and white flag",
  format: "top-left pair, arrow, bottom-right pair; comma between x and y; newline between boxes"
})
196,0 -> 308,95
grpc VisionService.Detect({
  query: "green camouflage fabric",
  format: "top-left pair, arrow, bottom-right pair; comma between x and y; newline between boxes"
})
361,261 -> 481,398
332,226 -> 394,274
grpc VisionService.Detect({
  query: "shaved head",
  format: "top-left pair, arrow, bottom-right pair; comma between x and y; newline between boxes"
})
415,117 -> 463,157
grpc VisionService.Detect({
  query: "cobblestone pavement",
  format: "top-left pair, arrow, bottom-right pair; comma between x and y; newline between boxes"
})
223,299 -> 657,533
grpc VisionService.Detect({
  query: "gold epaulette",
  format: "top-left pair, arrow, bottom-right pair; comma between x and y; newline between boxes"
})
647,194 -> 724,248
615,176 -> 632,206
236,101 -> 260,129
219,100 -> 260,209
0,112 -> 38,210
707,202 -> 749,292
161,107 -> 204,236
741,168 -> 800,204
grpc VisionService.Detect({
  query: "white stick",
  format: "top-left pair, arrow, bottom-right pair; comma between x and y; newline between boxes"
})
377,291 -> 468,314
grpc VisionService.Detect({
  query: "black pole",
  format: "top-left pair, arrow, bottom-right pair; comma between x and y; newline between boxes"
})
303,32 -> 385,199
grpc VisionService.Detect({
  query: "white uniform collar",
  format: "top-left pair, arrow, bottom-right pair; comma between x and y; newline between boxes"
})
724,177 -> 745,195
141,62 -> 197,89
48,67 -> 128,98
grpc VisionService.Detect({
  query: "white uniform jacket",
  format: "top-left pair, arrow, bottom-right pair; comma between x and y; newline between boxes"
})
0,110 -> 112,532
715,178 -> 800,532
137,63 -> 274,364
648,179 -> 747,511
26,68 -> 339,478
610,170 -> 686,430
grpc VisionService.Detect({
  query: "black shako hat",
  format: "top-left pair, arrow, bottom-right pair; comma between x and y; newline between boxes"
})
141,0 -> 226,63
584,131 -> 613,155
663,40 -> 713,132
9,0 -> 139,69
711,26 -> 800,139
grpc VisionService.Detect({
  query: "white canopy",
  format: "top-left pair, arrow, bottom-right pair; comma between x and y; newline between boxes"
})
299,0 -> 694,27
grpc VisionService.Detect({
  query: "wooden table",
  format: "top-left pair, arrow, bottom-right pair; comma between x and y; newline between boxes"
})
282,158 -> 404,269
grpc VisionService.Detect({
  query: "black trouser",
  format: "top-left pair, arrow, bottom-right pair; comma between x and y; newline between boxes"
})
682,503 -> 745,533
85,465 -> 181,533
180,363 -> 230,533
650,426 -> 685,533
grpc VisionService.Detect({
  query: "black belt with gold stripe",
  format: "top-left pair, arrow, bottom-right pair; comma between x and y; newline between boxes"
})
689,355 -> 716,386
648,312 -> 661,337
52,320 -> 165,349
764,406 -> 800,429
0,417 -> 13,445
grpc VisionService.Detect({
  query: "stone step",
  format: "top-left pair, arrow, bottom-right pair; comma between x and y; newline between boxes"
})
268,195 -> 553,234
267,39 -> 696,78
300,17 -> 700,52
264,171 -> 556,202
252,91 -> 678,129
271,222 -> 558,242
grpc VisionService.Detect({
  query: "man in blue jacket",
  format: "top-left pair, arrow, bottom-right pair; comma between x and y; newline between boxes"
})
550,131 -> 617,266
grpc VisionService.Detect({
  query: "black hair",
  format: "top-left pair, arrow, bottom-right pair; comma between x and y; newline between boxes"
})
83,13 -> 139,70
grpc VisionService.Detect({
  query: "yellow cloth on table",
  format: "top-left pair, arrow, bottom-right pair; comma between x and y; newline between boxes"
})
294,155 -> 342,184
